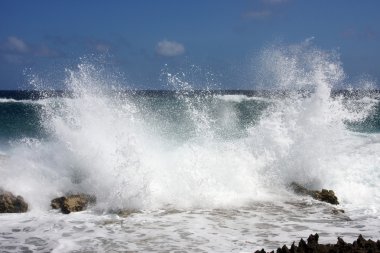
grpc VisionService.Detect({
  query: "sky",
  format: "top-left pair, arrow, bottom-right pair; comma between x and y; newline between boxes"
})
0,0 -> 379,90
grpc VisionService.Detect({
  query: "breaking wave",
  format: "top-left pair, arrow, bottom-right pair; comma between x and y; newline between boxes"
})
0,41 -> 379,213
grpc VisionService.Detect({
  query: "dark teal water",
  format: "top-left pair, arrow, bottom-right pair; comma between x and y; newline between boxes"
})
0,90 -> 379,143
0,100 -> 43,140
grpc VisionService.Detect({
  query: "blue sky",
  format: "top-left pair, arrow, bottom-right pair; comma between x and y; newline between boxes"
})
0,0 -> 379,89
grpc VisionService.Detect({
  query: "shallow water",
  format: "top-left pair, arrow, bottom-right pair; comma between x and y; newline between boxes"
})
1,199 -> 379,252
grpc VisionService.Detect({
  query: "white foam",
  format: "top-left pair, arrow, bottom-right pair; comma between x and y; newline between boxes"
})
0,202 -> 379,252
0,42 -> 378,214
0,98 -> 33,103
215,94 -> 271,103
1,41 -> 380,253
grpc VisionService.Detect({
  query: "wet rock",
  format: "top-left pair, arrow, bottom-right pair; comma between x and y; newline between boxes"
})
290,182 -> 312,196
313,189 -> 339,205
51,194 -> 96,214
289,182 -> 339,205
255,234 -> 380,253
51,197 -> 65,210
0,189 -> 28,213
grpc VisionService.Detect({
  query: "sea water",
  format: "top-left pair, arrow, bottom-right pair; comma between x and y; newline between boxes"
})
0,42 -> 379,252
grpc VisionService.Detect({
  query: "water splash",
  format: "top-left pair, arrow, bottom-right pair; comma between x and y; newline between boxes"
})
248,41 -> 379,206
0,42 -> 379,213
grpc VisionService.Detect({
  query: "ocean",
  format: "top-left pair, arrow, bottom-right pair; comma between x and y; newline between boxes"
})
0,44 -> 380,252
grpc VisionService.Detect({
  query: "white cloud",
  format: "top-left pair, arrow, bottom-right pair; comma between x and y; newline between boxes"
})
4,36 -> 29,53
0,36 -> 60,63
156,40 -> 185,57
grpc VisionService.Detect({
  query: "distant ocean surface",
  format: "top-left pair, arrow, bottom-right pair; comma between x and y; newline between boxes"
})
1,42 -> 380,252
0,89 -> 379,141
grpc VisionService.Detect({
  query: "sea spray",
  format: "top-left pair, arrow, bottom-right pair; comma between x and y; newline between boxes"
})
0,42 -> 378,213
248,41 -> 379,206
159,71 -> 266,207
43,64 -> 152,211
0,41 -> 380,252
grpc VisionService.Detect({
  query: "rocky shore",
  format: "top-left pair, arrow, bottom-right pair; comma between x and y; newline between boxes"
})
0,189 -> 28,213
255,234 -> 380,253
1,188 -> 380,252
289,182 -> 339,205
51,194 -> 96,214
0,182 -> 341,214
0,189 -> 96,214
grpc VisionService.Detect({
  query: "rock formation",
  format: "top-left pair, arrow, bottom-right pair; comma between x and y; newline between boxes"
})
51,194 -> 96,214
255,234 -> 380,253
289,182 -> 339,205
0,189 -> 28,213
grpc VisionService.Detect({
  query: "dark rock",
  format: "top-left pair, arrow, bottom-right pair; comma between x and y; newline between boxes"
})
307,233 -> 319,248
298,238 -> 308,252
277,245 -> 289,253
312,189 -> 339,205
289,182 -> 339,205
337,237 -> 346,246
51,197 -> 65,210
290,182 -> 312,196
254,249 -> 266,253
289,243 -> 296,253
0,190 -> 28,213
256,234 -> 380,253
356,234 -> 366,248
51,194 -> 96,214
